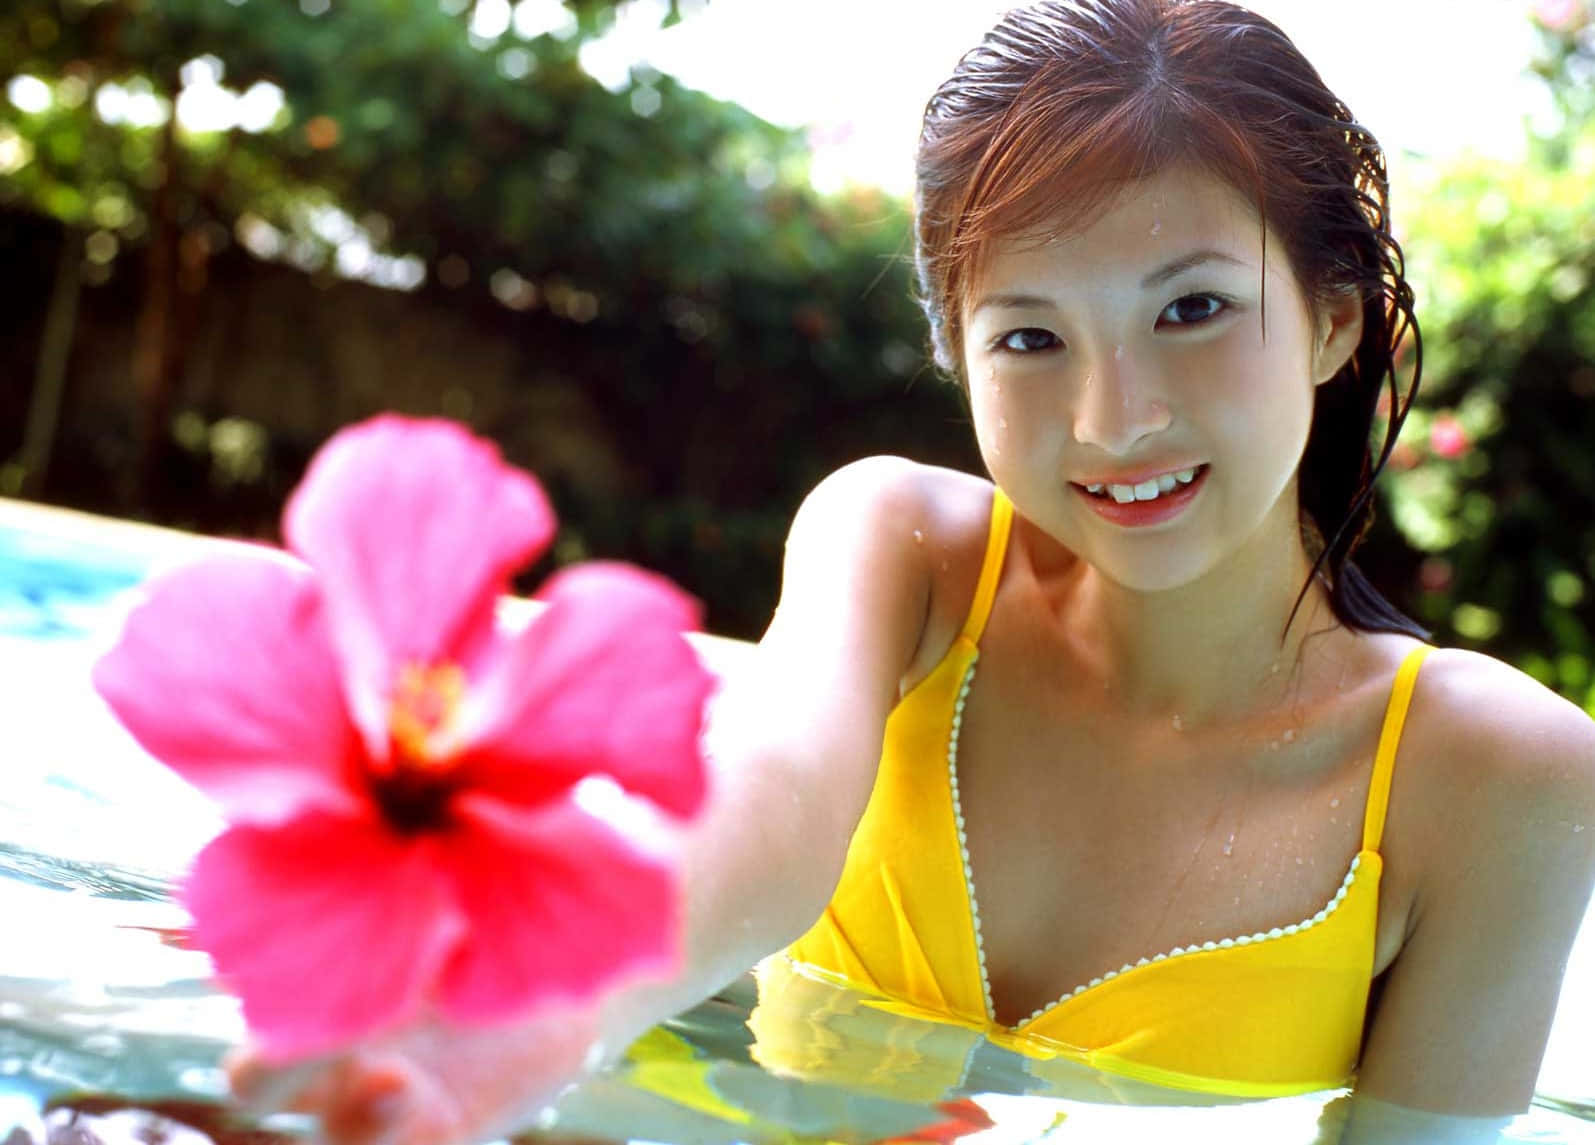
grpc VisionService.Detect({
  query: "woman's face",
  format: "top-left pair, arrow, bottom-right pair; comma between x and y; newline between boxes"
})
961,164 -> 1360,593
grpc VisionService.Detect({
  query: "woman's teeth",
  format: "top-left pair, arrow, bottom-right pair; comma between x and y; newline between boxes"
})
1085,467 -> 1199,503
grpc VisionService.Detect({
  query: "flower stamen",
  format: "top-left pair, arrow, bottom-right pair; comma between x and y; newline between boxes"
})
388,661 -> 467,770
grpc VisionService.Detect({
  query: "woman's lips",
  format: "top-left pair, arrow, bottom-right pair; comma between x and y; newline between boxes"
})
1071,464 -> 1209,527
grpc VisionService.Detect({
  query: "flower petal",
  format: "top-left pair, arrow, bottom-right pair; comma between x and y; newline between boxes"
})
92,551 -> 363,826
467,563 -> 713,818
185,813 -> 466,1061
283,417 -> 554,757
434,793 -> 678,1023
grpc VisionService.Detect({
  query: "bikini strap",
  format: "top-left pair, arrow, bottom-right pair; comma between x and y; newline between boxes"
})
1361,644 -> 1434,853
957,486 -> 1014,645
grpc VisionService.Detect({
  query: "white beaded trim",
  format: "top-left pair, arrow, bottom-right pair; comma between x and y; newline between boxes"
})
946,657 -> 1366,1030
1017,854 -> 1364,1026
947,658 -> 997,1021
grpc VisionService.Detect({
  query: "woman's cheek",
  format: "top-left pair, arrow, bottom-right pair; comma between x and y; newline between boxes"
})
970,360 -> 1010,452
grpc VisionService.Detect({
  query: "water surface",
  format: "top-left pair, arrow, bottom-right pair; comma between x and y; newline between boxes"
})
2,498 -> 1593,1145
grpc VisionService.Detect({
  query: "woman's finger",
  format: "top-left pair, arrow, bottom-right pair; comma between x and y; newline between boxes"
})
316,1058 -> 423,1145
225,1043 -> 338,1118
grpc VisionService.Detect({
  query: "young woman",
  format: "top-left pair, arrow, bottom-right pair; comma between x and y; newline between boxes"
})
233,1 -> 1595,1139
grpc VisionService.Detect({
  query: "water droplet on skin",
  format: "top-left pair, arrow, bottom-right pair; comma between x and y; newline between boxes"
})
1171,714 -> 1183,732
1222,832 -> 1236,857
998,417 -> 1008,430
913,529 -> 924,544
941,560 -> 949,572
1115,345 -> 1125,360
1267,740 -> 1279,751
1295,856 -> 1304,866
1575,824 -> 1586,833
1150,221 -> 1162,237
1329,797 -> 1341,809
1270,661 -> 1281,674
1282,729 -> 1296,743
1330,816 -> 1338,825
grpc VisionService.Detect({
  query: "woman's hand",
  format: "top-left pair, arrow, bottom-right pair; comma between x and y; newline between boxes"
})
228,1003 -> 605,1145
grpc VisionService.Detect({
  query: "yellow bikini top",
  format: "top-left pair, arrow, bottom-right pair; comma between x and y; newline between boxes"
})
759,487 -> 1432,1099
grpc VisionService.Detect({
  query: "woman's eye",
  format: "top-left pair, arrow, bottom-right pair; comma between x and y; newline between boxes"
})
995,328 -> 1060,354
1159,294 -> 1227,326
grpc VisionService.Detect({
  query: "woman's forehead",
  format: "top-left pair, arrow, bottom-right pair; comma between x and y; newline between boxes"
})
962,166 -> 1286,300
1000,167 -> 1265,261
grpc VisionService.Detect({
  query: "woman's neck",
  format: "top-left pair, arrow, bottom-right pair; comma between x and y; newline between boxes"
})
1021,501 -> 1343,728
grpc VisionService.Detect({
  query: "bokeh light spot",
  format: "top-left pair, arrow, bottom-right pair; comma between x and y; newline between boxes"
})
490,268 -> 538,310
7,75 -> 52,115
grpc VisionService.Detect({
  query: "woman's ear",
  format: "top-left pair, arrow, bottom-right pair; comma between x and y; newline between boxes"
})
1312,288 -> 1365,387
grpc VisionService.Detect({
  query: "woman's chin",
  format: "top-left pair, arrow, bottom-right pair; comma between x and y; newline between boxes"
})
1075,545 -> 1223,596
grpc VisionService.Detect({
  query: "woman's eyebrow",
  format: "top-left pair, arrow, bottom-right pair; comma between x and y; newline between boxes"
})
969,291 -> 1055,317
971,250 -> 1253,317
1141,249 -> 1249,288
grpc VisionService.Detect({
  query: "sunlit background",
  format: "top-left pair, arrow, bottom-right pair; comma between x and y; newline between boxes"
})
9,1 -> 1560,198
587,0 -> 1557,194
2,0 -> 1594,682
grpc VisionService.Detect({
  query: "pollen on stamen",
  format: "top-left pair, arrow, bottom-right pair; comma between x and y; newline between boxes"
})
388,661 -> 467,770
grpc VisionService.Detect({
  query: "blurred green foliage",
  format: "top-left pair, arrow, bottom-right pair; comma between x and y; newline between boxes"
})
1386,0 -> 1595,707
4,0 -> 1595,697
0,0 -> 828,299
0,0 -> 977,638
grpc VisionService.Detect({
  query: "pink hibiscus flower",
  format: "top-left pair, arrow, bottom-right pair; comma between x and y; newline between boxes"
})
93,416 -> 713,1062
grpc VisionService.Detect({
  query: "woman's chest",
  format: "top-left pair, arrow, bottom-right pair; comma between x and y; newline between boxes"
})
949,655 -> 1398,1026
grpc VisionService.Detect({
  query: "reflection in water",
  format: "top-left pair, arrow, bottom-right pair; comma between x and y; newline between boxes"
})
1326,1096 -> 1517,1145
3,966 -> 1590,1145
2,504 -> 1594,1144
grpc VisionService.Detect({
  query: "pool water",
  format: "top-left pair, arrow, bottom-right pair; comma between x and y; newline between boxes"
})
2,496 -> 1594,1145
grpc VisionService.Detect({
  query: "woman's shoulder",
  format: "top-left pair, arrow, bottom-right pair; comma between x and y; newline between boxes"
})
1404,646 -> 1595,794
1392,644 -> 1595,873
787,458 -> 999,689
787,458 -> 996,600
793,456 -> 992,527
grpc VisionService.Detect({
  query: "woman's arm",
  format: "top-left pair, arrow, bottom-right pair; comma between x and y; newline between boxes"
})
230,456 -> 944,1143
588,454 -> 945,1047
1353,651 -> 1595,1116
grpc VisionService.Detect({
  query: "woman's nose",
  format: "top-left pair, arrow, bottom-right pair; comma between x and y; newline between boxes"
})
1071,347 -> 1172,455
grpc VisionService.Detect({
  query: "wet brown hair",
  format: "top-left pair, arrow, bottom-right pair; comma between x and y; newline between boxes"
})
914,0 -> 1426,638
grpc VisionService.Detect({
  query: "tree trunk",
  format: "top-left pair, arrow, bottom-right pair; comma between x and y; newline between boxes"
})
13,225 -> 84,499
128,95 -> 181,514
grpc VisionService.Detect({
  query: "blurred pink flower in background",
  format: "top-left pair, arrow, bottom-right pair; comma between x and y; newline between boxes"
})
93,415 -> 713,1061
1534,0 -> 1585,32
1418,556 -> 1456,595
1429,414 -> 1470,459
